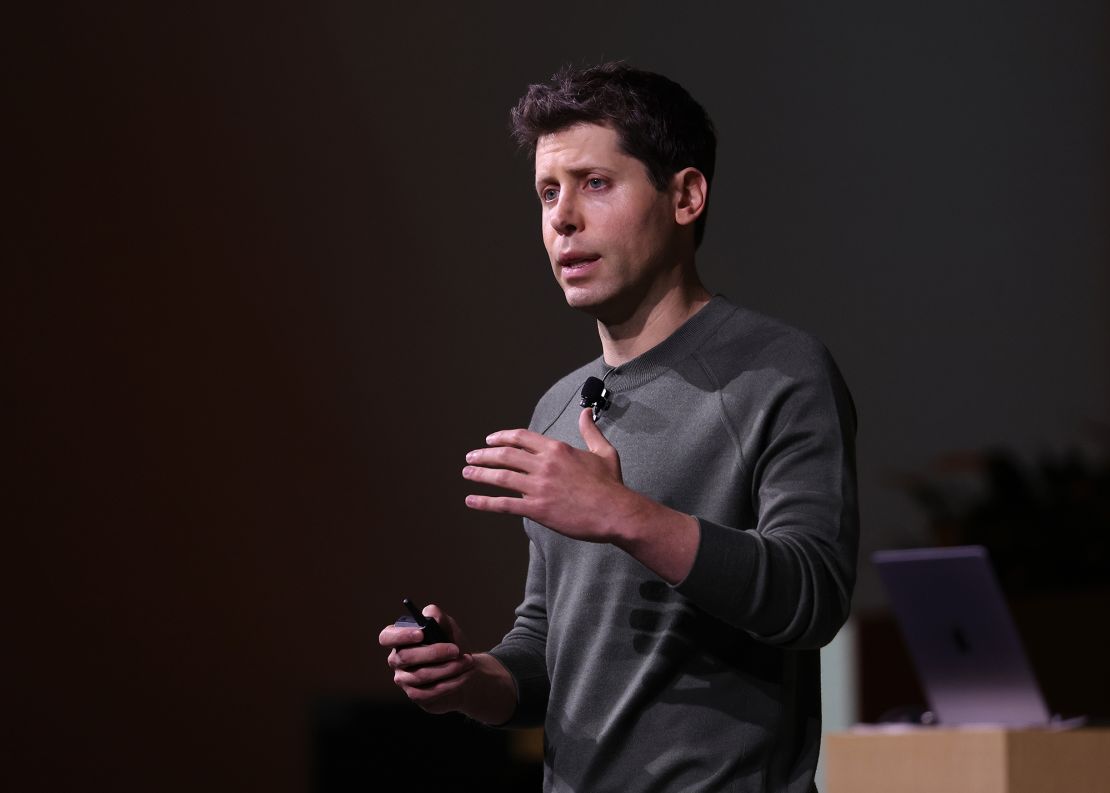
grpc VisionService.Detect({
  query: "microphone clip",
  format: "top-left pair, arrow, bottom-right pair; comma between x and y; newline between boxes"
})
580,376 -> 611,422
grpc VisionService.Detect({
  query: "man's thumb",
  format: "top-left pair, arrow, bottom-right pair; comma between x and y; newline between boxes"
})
578,407 -> 614,455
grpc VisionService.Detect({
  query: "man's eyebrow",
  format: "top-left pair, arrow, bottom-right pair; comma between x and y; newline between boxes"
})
534,165 -> 615,188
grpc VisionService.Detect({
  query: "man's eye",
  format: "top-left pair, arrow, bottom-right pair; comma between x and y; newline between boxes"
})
541,188 -> 558,202
587,178 -> 605,189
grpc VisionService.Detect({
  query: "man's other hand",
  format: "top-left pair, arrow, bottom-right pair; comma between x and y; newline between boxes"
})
378,604 -> 474,714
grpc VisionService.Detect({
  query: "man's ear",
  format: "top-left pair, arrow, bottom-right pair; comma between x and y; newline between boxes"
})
671,167 -> 708,229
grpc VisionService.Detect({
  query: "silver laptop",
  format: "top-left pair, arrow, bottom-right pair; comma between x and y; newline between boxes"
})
872,545 -> 1052,727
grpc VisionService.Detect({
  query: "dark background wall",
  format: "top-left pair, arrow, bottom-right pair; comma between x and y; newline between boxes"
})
7,2 -> 1107,791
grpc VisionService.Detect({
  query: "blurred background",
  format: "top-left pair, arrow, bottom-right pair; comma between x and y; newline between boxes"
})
7,1 -> 1108,790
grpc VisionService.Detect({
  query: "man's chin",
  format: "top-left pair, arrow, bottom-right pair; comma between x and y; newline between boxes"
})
561,286 -> 630,325
561,285 -> 606,314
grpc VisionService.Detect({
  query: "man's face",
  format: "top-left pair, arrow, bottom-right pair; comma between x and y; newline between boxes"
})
534,123 -> 679,322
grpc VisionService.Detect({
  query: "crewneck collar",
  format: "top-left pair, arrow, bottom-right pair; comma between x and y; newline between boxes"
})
592,295 -> 737,392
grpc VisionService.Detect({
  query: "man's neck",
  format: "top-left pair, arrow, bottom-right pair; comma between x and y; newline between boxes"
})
598,275 -> 711,367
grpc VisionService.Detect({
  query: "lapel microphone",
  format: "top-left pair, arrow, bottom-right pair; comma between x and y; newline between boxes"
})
580,376 -> 611,422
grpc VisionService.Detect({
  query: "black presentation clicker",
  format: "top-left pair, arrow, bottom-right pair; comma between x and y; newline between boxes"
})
394,597 -> 450,645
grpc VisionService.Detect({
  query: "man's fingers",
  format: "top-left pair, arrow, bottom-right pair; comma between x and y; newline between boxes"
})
464,494 -> 528,515
421,603 -> 445,624
578,407 -> 615,455
464,445 -> 534,472
379,625 -> 427,649
391,641 -> 461,669
420,604 -> 466,649
393,654 -> 473,687
401,667 -> 471,713
483,428 -> 549,453
462,464 -> 527,493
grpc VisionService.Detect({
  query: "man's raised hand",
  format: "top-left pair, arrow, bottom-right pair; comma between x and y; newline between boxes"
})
462,408 -> 646,543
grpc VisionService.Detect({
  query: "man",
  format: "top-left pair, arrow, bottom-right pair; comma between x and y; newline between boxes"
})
380,62 -> 858,792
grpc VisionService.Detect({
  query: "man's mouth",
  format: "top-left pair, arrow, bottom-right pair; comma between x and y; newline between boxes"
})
557,253 -> 601,270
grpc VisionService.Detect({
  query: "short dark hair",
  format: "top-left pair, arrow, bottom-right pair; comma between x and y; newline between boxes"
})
510,61 -> 717,247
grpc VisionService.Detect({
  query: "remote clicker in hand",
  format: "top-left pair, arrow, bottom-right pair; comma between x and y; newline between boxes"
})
393,597 -> 450,645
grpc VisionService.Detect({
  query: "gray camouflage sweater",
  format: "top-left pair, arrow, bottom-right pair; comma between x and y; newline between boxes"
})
489,296 -> 859,792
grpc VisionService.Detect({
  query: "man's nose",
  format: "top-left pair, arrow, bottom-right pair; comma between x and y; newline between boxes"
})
549,193 -> 581,236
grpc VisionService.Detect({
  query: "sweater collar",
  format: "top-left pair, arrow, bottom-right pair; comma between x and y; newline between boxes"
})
590,295 -> 737,392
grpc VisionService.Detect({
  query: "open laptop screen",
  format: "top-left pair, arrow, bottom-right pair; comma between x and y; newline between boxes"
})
872,545 -> 1051,726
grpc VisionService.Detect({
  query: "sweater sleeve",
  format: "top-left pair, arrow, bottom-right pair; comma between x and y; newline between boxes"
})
674,341 -> 859,649
486,536 -> 551,727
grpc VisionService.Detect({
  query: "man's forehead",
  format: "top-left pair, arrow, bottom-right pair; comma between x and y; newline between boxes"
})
534,123 -> 625,175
